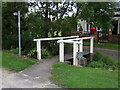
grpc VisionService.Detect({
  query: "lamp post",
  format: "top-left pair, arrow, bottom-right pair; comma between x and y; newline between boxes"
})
13,11 -> 21,56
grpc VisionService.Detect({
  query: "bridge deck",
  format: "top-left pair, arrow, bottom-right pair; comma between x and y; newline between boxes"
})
64,52 -> 90,60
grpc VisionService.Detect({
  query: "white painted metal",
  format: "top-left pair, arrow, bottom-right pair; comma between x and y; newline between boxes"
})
59,42 -> 64,62
18,11 -> 21,56
34,36 -> 79,60
57,37 -> 94,66
73,42 -> 78,66
34,36 -> 79,41
90,38 -> 94,53
57,37 -> 94,43
37,40 -> 41,60
79,39 -> 83,52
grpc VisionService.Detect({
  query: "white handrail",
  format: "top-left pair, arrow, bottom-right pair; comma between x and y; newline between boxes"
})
57,36 -> 94,66
57,37 -> 94,43
33,36 -> 79,60
33,36 -> 79,41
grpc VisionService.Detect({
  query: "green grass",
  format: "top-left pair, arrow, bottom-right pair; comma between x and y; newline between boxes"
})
0,50 -> 2,66
50,63 -> 118,88
2,51 -> 37,72
84,41 -> 119,50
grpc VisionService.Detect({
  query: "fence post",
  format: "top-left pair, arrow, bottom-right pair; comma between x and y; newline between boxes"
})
37,40 -> 41,60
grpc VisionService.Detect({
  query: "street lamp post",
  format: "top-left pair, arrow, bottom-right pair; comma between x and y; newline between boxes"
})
13,11 -> 21,56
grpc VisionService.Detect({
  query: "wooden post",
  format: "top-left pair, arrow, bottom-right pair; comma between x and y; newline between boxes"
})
37,40 -> 41,60
59,42 -> 64,62
73,42 -> 78,66
90,38 -> 93,53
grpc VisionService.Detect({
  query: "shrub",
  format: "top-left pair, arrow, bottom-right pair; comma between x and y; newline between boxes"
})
27,48 -> 37,58
41,48 -> 52,59
26,48 -> 52,59
2,35 -> 18,49
93,52 -> 103,61
88,52 -> 118,70
88,61 -> 105,68
9,48 -> 18,54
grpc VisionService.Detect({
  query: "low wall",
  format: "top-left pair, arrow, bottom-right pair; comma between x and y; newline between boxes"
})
108,35 -> 120,43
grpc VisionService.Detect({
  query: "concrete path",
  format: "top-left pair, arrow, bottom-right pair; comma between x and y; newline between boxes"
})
2,56 -> 60,88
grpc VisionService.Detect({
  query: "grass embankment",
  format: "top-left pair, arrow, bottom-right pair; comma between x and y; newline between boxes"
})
2,51 -> 37,72
50,63 -> 118,88
84,41 -> 119,50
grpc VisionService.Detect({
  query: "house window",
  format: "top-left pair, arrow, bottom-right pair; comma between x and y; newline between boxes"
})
87,24 -> 89,32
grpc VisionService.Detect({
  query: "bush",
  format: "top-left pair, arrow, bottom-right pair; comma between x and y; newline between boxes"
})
88,61 -> 105,68
9,48 -> 19,54
88,52 -> 118,70
26,48 -> 51,59
41,48 -> 52,59
93,52 -> 103,61
2,35 -> 18,49
27,48 -> 37,58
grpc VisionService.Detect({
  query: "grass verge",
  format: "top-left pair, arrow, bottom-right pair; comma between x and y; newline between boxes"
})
84,41 -> 119,50
2,51 -> 37,72
50,63 -> 118,88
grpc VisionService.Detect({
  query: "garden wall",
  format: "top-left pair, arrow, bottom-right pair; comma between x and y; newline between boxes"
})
108,35 -> 120,43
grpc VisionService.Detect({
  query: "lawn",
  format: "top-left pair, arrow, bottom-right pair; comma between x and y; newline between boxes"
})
0,50 -> 2,66
50,63 -> 118,88
2,51 -> 37,72
83,40 -> 119,50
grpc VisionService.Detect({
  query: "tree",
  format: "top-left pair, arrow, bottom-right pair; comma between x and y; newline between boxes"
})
29,2 -> 76,37
2,2 -> 29,49
77,2 -> 115,33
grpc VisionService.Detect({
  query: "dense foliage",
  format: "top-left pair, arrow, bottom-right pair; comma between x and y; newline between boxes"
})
2,2 -> 28,49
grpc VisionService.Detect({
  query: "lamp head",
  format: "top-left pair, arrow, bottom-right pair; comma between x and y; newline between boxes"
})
13,12 -> 18,16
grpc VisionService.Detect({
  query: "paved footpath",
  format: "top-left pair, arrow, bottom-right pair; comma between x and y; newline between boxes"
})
2,56 -> 60,88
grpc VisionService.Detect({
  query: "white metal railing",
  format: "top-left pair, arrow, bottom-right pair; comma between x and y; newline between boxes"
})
57,37 -> 94,66
33,36 -> 79,60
